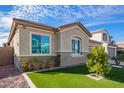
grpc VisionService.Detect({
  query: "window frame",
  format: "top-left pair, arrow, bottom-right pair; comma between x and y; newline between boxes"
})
30,32 -> 52,56
103,33 -> 107,41
71,37 -> 82,55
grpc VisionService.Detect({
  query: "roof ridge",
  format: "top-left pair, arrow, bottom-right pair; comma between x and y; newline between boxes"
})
13,18 -> 57,29
91,28 -> 105,32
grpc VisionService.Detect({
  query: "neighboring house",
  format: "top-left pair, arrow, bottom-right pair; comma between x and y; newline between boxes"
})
90,29 -> 117,58
7,18 -> 117,71
7,18 -> 92,70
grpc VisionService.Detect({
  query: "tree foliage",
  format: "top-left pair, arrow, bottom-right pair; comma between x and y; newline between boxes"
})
86,46 -> 112,76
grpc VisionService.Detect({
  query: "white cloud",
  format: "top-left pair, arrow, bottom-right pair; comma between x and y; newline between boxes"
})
0,5 -> 124,46
0,32 -> 9,47
85,20 -> 124,27
0,16 -> 12,28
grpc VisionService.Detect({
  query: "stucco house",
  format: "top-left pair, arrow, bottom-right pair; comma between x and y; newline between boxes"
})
90,29 -> 117,58
7,18 -> 117,71
8,18 -> 92,71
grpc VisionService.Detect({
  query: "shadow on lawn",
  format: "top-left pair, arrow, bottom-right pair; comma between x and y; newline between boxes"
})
37,65 -> 89,75
105,67 -> 124,83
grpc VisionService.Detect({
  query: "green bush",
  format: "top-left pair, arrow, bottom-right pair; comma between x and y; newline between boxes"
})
21,59 -> 35,71
21,57 -> 58,72
117,50 -> 124,55
86,46 -> 112,76
117,54 -> 124,62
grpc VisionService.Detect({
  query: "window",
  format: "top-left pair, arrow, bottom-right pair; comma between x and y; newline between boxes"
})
72,38 -> 81,54
32,34 -> 50,54
103,33 -> 107,41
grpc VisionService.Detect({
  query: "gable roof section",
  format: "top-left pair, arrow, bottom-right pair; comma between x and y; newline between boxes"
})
108,43 -> 118,47
89,39 -> 103,44
57,22 -> 92,37
91,29 -> 113,38
8,18 -> 92,45
91,29 -> 110,35
13,18 -> 57,31
8,18 -> 58,45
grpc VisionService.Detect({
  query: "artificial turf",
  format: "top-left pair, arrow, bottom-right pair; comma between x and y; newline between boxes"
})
27,65 -> 124,88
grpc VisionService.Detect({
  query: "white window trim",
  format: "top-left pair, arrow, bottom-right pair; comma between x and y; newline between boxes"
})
71,54 -> 84,57
30,32 -> 52,56
71,36 -> 83,57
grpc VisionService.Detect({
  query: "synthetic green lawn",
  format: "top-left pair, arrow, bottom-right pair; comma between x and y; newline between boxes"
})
27,65 -> 124,88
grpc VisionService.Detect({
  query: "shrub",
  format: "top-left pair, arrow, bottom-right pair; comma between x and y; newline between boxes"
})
117,54 -> 124,62
86,46 -> 112,76
112,56 -> 120,65
117,50 -> 124,55
30,58 -> 41,70
21,59 -> 34,71
21,56 -> 60,72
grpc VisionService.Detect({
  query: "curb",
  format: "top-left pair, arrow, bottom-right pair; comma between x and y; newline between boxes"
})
22,73 -> 36,88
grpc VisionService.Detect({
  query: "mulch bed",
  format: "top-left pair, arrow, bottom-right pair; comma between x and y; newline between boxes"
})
0,64 -> 30,88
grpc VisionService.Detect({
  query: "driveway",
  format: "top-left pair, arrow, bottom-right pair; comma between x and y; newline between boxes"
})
0,64 -> 30,88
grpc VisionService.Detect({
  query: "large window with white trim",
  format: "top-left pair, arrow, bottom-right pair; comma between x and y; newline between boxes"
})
72,38 -> 81,54
32,34 -> 50,54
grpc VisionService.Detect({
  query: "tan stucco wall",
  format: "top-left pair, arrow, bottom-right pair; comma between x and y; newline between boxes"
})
89,41 -> 101,47
60,52 -> 88,66
89,41 -> 102,51
18,27 -> 56,56
18,25 -> 89,56
90,33 -> 102,42
55,32 -> 61,52
58,26 -> 90,66
9,29 -> 20,69
59,26 -> 89,52
108,47 -> 116,58
9,29 -> 19,56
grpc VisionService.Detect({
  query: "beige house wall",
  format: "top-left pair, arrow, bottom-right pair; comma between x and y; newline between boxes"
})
9,29 -> 19,57
55,32 -> 61,52
89,41 -> 102,51
89,41 -> 101,47
108,47 -> 116,58
58,26 -> 90,66
59,26 -> 89,52
9,28 -> 20,69
60,52 -> 88,66
18,26 -> 56,56
90,33 -> 102,42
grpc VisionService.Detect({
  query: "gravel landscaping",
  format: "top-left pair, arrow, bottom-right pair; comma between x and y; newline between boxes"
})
0,64 -> 30,88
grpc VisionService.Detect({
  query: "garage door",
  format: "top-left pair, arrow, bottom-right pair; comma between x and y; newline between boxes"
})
108,47 -> 115,58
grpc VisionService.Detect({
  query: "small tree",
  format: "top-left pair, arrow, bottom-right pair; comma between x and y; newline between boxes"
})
86,46 -> 112,76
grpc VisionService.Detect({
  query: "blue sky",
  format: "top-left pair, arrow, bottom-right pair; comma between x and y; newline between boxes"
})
0,5 -> 124,46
